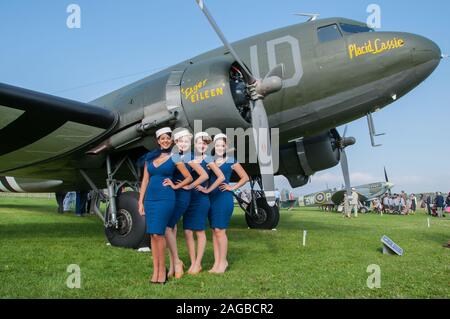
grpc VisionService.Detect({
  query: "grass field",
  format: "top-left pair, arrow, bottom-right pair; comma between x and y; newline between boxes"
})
0,197 -> 449,299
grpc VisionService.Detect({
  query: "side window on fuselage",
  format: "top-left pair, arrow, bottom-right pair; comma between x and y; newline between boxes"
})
317,24 -> 343,43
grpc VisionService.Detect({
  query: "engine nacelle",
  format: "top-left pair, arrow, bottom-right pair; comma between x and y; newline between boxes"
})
179,56 -> 251,131
279,131 -> 340,188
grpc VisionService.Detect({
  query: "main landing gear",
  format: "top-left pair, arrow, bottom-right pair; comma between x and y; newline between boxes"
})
80,155 -> 148,249
234,177 -> 280,230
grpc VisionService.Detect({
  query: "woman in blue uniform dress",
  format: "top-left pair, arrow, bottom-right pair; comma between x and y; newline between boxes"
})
138,127 -> 193,284
165,129 -> 209,279
208,133 -> 249,274
183,132 -> 225,275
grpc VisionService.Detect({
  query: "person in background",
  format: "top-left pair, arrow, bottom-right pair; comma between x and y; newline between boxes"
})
401,197 -> 411,215
350,188 -> 359,218
392,194 -> 399,214
55,191 -> 67,214
426,194 -> 432,215
275,189 -> 281,207
401,191 -> 409,215
63,191 -> 76,212
382,193 -> 390,214
410,194 -> 417,215
373,198 -> 383,215
445,192 -> 450,211
419,194 -> 425,209
388,195 -> 394,213
75,191 -> 89,217
434,192 -> 445,218
400,195 -> 407,215
401,191 -> 407,203
343,193 -> 351,218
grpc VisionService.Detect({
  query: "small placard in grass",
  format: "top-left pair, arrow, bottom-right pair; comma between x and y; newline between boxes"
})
381,235 -> 404,256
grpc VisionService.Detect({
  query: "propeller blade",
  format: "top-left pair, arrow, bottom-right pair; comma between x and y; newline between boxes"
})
340,149 -> 352,200
251,99 -> 276,206
343,125 -> 348,138
384,166 -> 389,182
195,0 -> 256,83
195,0 -> 283,207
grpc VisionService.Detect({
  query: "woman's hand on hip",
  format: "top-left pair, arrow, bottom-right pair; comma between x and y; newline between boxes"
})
163,178 -> 176,189
196,185 -> 209,194
219,183 -> 233,192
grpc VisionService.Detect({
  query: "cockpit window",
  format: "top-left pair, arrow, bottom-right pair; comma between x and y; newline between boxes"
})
317,24 -> 343,43
339,23 -> 374,34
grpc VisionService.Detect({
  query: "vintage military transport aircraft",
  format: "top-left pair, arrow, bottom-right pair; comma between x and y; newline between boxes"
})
0,1 -> 443,248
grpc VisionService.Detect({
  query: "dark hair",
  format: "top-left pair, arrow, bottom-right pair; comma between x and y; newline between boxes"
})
158,132 -> 172,140
212,138 -> 228,158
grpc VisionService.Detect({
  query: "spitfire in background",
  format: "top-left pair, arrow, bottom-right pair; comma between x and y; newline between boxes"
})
299,169 -> 394,209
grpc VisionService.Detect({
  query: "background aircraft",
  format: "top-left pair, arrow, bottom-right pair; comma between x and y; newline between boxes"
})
298,168 -> 394,210
0,1 -> 442,248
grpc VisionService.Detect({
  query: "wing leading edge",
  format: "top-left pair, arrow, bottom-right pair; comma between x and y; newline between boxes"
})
0,83 -> 119,173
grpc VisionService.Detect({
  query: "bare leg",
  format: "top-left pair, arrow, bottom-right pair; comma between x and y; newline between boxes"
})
209,229 -> 220,273
167,225 -> 184,278
191,231 -> 206,274
215,229 -> 229,273
150,235 -> 158,283
165,227 -> 177,277
156,235 -> 167,283
184,230 -> 196,273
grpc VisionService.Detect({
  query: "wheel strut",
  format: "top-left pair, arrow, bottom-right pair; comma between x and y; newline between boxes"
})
106,155 -> 118,227
79,155 -> 141,229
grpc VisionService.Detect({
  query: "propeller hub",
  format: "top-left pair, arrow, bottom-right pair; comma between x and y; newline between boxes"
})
252,76 -> 283,99
340,136 -> 356,148
385,182 -> 395,189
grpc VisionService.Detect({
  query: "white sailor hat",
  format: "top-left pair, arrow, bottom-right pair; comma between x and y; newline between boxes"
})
174,129 -> 193,141
213,133 -> 228,143
155,127 -> 172,138
194,132 -> 212,143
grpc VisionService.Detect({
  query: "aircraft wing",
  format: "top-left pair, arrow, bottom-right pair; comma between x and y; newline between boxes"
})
0,83 -> 119,173
331,190 -> 368,205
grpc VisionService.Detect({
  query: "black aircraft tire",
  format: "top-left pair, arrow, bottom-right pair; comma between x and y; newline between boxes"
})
246,197 -> 280,229
105,192 -> 148,249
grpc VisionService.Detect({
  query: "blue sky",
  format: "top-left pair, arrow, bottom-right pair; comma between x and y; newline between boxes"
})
0,0 -> 448,194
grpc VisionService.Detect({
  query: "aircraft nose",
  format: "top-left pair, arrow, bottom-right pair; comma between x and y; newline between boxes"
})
410,34 -> 442,64
410,35 -> 442,74
385,182 -> 395,189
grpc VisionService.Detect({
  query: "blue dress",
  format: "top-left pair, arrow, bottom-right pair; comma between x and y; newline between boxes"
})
144,155 -> 179,235
183,156 -> 211,231
167,152 -> 193,229
208,157 -> 237,229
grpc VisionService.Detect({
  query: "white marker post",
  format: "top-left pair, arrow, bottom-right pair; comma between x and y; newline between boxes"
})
427,218 -> 430,228
303,230 -> 307,247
